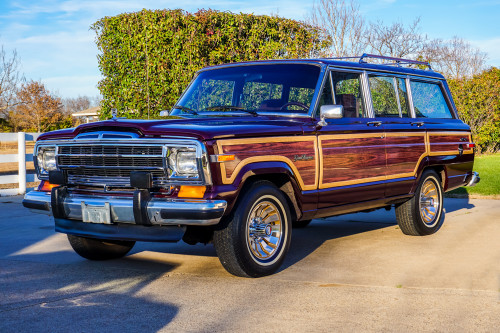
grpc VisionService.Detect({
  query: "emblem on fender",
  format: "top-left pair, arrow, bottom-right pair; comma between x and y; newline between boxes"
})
293,154 -> 314,162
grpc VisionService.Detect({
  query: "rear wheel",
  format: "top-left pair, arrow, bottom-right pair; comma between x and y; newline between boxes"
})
395,170 -> 444,236
67,235 -> 135,260
213,181 -> 292,277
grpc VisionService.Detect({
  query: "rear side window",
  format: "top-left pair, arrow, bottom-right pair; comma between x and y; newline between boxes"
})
410,81 -> 453,118
369,75 -> 399,117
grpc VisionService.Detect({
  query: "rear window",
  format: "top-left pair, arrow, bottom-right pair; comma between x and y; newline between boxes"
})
410,81 -> 453,118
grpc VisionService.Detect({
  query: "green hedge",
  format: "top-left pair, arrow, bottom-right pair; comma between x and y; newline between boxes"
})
91,9 -> 330,119
449,67 -> 500,153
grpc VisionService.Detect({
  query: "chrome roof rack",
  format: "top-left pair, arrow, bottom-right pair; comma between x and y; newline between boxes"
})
328,53 -> 432,70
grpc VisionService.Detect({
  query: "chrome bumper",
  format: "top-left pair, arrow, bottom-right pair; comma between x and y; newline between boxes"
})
23,190 -> 227,226
466,171 -> 480,187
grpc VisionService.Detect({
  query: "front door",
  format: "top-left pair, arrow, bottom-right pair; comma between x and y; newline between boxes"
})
316,70 -> 387,209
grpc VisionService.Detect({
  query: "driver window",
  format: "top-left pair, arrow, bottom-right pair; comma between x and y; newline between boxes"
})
331,71 -> 365,118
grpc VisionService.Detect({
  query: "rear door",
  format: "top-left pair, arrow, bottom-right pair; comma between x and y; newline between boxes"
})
367,73 -> 427,197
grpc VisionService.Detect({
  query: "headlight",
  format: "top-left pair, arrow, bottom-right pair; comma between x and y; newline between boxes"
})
36,146 -> 57,176
167,147 -> 199,179
177,151 -> 198,174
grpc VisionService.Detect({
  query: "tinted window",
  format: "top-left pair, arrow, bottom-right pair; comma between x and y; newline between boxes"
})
410,81 -> 453,118
369,75 -> 399,117
396,78 -> 410,117
331,71 -> 365,117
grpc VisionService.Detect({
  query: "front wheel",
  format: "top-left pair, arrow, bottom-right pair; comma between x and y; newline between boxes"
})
213,181 -> 292,277
395,170 -> 444,236
67,235 -> 135,260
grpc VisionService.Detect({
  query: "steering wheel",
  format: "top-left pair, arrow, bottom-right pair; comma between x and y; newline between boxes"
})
280,101 -> 309,111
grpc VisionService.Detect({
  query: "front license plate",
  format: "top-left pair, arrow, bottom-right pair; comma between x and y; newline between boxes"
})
81,202 -> 112,224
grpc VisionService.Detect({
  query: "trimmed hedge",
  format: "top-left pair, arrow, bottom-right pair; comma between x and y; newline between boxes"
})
91,9 -> 330,119
449,67 -> 500,153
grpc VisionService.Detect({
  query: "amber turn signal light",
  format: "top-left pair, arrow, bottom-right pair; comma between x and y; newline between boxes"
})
178,185 -> 206,198
210,154 -> 235,162
39,180 -> 58,192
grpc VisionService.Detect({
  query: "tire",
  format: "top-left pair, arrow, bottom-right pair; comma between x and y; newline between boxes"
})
213,181 -> 292,277
395,170 -> 444,236
67,235 -> 135,260
292,219 -> 312,228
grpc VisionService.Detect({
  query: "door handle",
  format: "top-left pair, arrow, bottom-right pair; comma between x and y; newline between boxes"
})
367,121 -> 382,127
411,121 -> 424,127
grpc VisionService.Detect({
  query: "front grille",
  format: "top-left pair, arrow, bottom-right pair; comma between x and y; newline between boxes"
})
57,144 -> 167,187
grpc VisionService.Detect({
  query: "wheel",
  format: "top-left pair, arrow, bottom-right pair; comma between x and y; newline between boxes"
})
395,170 -> 444,236
292,219 -> 312,228
67,235 -> 135,260
213,181 -> 292,277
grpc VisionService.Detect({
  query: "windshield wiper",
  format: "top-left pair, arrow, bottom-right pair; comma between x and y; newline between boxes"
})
172,105 -> 198,115
203,105 -> 258,116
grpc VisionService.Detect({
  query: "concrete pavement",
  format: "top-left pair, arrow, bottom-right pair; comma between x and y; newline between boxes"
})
0,195 -> 499,332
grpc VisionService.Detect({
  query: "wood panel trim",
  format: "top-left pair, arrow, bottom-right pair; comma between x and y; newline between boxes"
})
215,131 -> 473,192
319,132 -> 427,189
216,136 -> 318,191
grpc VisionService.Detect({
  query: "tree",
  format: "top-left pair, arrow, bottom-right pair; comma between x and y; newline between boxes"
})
421,36 -> 487,80
307,0 -> 365,57
365,18 -> 427,59
0,46 -> 24,119
12,80 -> 63,132
448,67 -> 500,153
62,95 -> 101,115
92,9 -> 329,119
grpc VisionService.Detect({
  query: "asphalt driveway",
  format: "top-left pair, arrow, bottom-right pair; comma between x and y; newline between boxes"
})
0,195 -> 499,332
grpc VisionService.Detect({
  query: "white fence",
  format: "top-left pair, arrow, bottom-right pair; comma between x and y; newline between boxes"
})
0,132 -> 42,196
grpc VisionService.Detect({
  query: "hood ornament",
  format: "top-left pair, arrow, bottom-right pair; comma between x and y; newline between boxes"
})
111,108 -> 118,120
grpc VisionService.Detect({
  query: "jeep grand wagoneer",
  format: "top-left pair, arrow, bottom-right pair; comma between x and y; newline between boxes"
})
23,54 -> 479,277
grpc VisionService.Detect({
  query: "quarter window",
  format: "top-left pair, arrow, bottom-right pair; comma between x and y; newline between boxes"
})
396,78 -> 410,117
410,81 -> 453,118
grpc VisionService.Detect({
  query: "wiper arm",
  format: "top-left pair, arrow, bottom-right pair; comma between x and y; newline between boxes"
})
172,105 -> 198,115
203,105 -> 258,116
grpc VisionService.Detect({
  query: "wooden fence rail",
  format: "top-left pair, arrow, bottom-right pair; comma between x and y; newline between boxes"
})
0,132 -> 42,196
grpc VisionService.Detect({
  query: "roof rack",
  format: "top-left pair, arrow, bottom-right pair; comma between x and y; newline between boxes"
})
329,53 -> 432,70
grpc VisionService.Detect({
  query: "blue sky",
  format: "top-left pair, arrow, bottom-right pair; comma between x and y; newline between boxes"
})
0,0 -> 499,98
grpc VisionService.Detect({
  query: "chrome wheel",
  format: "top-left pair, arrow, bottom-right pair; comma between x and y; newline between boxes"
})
419,179 -> 440,227
246,198 -> 283,263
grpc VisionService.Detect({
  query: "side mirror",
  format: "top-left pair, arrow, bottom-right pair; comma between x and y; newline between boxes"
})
159,110 -> 170,116
318,105 -> 343,126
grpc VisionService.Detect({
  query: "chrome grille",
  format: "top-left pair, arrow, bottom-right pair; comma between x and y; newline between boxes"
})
57,144 -> 166,187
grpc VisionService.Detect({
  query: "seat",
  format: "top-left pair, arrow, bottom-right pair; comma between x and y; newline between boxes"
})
337,94 -> 357,117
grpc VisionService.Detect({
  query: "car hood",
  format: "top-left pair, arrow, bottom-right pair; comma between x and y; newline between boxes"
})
37,116 -> 313,141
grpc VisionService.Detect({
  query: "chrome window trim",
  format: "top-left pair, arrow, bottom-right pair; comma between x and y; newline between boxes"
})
407,77 -> 456,119
325,67 -> 369,118
406,76 -> 417,118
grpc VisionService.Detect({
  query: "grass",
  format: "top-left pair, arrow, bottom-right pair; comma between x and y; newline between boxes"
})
447,153 -> 500,198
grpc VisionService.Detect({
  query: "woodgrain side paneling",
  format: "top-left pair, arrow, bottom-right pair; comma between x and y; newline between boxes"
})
217,136 -> 318,190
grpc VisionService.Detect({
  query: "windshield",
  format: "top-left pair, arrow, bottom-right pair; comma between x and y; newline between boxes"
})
171,64 -> 321,117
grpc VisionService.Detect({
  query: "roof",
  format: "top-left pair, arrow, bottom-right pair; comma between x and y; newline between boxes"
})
72,106 -> 100,117
200,58 -> 445,80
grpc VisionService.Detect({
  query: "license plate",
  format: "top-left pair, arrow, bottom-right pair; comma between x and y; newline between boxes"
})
81,202 -> 112,224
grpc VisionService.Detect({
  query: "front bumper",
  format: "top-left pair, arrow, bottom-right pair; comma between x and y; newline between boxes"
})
23,190 -> 227,226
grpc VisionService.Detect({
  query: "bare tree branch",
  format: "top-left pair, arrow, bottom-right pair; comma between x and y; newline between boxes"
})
365,18 -> 427,59
421,36 -> 487,79
0,45 -> 24,118
306,0 -> 366,57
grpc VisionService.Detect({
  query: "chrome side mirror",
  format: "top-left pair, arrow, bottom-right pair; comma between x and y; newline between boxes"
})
159,110 -> 170,116
318,105 -> 343,126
